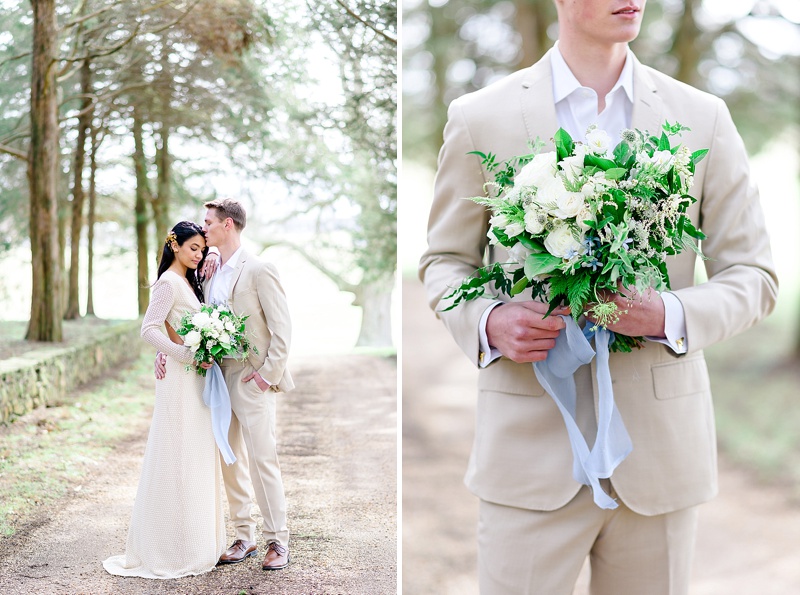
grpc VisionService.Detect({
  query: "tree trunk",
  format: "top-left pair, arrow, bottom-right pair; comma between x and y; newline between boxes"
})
353,280 -> 394,347
64,59 -> 93,319
26,0 -> 62,342
514,0 -> 554,69
132,107 -> 151,315
669,0 -> 702,86
85,124 -> 99,317
152,125 -> 171,254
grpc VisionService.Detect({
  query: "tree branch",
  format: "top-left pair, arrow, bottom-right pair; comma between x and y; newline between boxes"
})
257,239 -> 358,294
0,142 -> 27,160
334,0 -> 397,45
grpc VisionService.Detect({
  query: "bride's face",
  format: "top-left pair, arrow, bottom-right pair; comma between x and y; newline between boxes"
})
174,233 -> 206,270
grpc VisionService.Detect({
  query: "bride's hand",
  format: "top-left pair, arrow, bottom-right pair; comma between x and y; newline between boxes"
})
199,251 -> 220,280
199,361 -> 214,370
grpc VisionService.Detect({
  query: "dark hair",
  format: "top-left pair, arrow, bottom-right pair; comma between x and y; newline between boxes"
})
156,221 -> 207,302
203,198 -> 246,231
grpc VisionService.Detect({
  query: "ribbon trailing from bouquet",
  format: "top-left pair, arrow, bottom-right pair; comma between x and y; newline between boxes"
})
203,362 -> 237,465
533,316 -> 632,509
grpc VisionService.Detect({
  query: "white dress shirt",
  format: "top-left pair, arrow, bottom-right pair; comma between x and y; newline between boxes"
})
208,246 -> 243,307
478,43 -> 688,367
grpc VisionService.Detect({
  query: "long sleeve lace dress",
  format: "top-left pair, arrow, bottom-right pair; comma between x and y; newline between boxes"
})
103,270 -> 226,578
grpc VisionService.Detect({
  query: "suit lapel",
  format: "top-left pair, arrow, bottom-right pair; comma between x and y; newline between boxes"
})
630,56 -> 664,135
226,250 -> 248,305
520,48 -> 559,149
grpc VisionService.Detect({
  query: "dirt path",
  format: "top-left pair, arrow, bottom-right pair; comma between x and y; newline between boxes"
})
402,278 -> 800,594
0,354 -> 397,595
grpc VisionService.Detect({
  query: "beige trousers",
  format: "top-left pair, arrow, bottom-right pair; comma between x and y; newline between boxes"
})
219,359 -> 289,547
478,483 -> 699,595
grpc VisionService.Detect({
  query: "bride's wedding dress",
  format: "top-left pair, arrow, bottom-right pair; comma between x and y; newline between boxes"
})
103,270 -> 226,579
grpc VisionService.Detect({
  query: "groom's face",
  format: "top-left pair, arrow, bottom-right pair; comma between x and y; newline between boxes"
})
557,0 -> 646,46
202,209 -> 227,248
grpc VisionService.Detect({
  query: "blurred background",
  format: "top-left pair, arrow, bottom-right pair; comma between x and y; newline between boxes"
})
401,0 -> 800,593
0,0 -> 398,356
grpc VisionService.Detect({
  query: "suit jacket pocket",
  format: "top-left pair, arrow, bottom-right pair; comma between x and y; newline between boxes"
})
651,354 -> 711,400
478,357 -> 546,397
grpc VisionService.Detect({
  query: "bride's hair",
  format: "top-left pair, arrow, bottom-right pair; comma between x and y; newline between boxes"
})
156,221 -> 207,302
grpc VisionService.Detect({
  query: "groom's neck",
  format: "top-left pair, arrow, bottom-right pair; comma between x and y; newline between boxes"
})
217,237 -> 242,266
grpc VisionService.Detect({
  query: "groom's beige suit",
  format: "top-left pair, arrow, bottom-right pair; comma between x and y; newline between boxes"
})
205,249 -> 293,547
420,48 -> 777,591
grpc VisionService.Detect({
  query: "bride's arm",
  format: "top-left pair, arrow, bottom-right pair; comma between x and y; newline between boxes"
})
141,279 -> 194,364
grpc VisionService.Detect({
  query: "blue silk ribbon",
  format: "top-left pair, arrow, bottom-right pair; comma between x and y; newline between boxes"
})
533,316 -> 632,509
203,362 -> 237,465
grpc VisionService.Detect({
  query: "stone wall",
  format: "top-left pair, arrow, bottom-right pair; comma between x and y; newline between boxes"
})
0,320 -> 143,424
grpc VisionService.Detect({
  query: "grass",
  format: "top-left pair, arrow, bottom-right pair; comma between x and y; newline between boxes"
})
0,351 -> 154,536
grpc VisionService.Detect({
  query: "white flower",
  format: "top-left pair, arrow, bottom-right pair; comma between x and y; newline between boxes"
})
507,242 -> 533,265
211,309 -> 220,319
219,333 -> 232,347
524,209 -> 546,235
515,152 -> 557,188
544,223 -> 585,259
638,150 -> 673,174
585,128 -> 612,156
224,320 -> 236,332
191,311 -> 211,329
505,220 -> 525,238
575,207 -> 596,232
489,213 -> 509,229
538,177 -> 584,219
183,330 -> 202,351
559,155 -> 584,182
581,180 -> 596,198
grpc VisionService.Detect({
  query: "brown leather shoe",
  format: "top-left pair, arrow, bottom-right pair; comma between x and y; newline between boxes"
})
218,539 -> 257,565
262,542 -> 289,570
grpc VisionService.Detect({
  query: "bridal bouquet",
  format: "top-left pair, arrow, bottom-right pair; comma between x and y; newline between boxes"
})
175,304 -> 257,376
443,122 -> 708,352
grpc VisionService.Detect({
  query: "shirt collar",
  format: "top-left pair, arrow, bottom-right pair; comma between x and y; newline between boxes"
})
221,245 -> 243,271
551,41 -> 634,104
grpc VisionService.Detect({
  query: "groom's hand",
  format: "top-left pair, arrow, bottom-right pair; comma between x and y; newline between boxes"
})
243,371 -> 271,392
486,301 -> 570,363
585,287 -> 666,338
154,352 -> 167,379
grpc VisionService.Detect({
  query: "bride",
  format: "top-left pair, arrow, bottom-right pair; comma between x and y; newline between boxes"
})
103,221 -> 226,578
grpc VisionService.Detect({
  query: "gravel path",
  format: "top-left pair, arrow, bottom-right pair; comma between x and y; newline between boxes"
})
0,354 -> 397,595
402,278 -> 800,595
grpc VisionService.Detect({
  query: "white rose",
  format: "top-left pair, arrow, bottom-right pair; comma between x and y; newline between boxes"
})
191,311 -> 211,329
224,320 -> 236,332
507,242 -> 533,265
219,333 -> 232,347
537,176 -> 582,219
211,309 -> 220,319
524,209 -> 546,235
544,223 -> 585,259
649,149 -> 674,174
575,207 -> 595,231
183,330 -> 202,351
585,128 -> 612,156
515,152 -> 557,188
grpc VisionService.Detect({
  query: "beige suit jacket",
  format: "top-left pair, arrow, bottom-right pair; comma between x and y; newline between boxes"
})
419,49 -> 778,516
205,250 -> 294,393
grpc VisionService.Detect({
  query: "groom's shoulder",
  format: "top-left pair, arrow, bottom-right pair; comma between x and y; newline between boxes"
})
640,63 -> 723,113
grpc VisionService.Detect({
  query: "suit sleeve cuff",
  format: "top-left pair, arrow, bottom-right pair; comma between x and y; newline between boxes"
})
645,292 -> 687,354
478,301 -> 504,368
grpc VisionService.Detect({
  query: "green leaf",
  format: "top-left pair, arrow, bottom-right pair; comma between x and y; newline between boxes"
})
584,154 -> 617,170
510,277 -> 529,296
604,167 -> 628,180
524,253 -> 561,279
554,128 -> 574,161
658,131 -> 670,151
613,141 -> 632,165
517,234 -> 544,251
567,272 -> 591,314
691,149 -> 709,165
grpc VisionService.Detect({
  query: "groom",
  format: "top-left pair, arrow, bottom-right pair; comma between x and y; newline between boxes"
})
157,198 -> 294,571
419,0 -> 777,593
